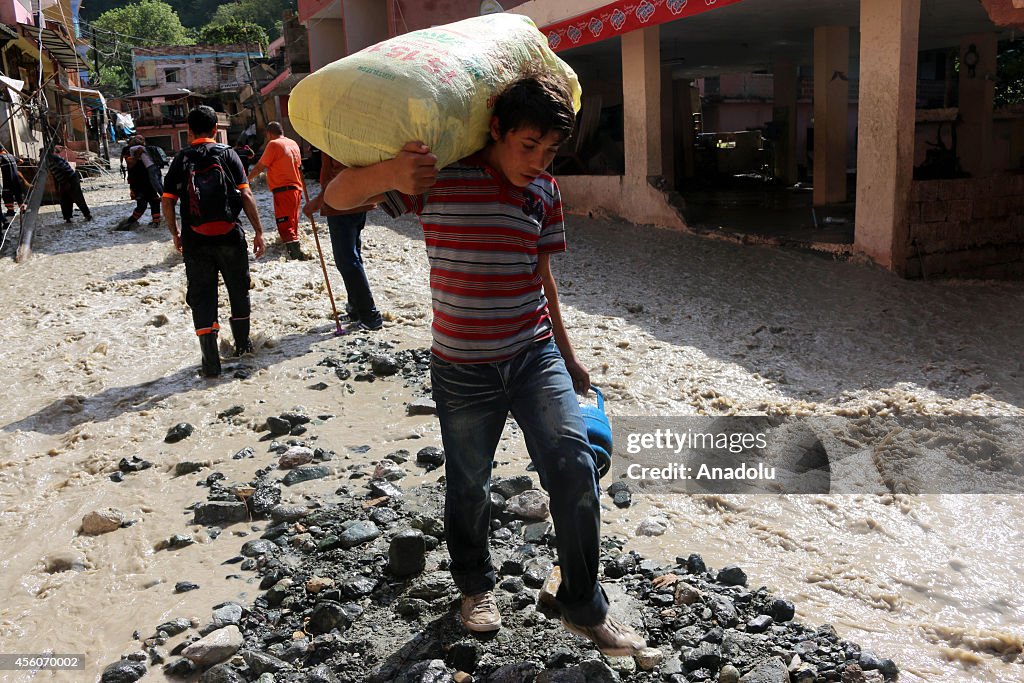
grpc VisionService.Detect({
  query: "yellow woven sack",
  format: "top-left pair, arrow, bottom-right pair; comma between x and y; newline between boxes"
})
289,13 -> 581,170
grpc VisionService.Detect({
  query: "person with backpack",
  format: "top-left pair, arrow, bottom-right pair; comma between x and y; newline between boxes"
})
115,136 -> 165,230
49,145 -> 92,224
247,121 -> 311,260
161,106 -> 267,378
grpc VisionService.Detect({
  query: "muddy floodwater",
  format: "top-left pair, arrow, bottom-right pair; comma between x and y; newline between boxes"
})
1,174 -> 1022,681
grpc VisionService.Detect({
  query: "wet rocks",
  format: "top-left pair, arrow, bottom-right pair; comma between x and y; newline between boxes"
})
771,598 -> 795,622
174,461 -> 206,477
164,534 -> 195,550
265,416 -> 291,436
719,664 -> 741,683
407,397 -> 437,416
279,446 -> 314,469
119,455 -> 152,473
164,423 -> 194,443
505,490 -> 550,520
241,649 -> 292,676
737,656 -> 789,682
373,459 -> 407,481
217,405 -> 245,419
211,602 -> 244,627
371,354 -> 402,377
492,475 -> 533,499
281,465 -> 329,486
175,581 -> 200,593
339,520 -> 380,548
44,551 -> 87,573
307,601 -> 352,634
368,479 -> 403,498
241,539 -> 276,557
193,501 -> 248,526
717,564 -> 748,587
746,615 -> 773,633
416,446 -> 445,469
156,617 -> 192,637
636,516 -> 668,536
270,504 -> 309,523
181,625 -> 243,668
232,446 -> 255,460
118,474 -> 895,683
306,576 -> 334,593
198,663 -> 245,683
249,484 -> 281,516
100,659 -> 147,683
389,528 -> 427,576
81,507 -> 125,535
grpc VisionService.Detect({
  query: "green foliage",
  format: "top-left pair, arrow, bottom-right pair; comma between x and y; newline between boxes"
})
996,42 -> 1024,108
88,64 -> 131,94
82,0 -> 224,30
209,0 -> 292,41
89,1 -> 193,96
197,20 -> 269,53
92,0 -> 194,46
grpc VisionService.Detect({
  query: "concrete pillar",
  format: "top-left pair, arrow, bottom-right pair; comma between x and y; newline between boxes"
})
772,60 -> 799,185
813,26 -> 850,205
854,0 -> 921,271
958,34 -> 998,178
308,18 -> 347,71
661,65 -> 676,189
621,26 -> 663,179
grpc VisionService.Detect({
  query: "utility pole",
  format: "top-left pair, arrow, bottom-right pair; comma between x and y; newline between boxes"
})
92,25 -> 100,77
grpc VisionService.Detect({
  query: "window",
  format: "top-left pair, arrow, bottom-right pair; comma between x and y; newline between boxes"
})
165,68 -> 180,83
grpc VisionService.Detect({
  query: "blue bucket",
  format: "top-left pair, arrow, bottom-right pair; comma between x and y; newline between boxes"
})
580,386 -> 612,478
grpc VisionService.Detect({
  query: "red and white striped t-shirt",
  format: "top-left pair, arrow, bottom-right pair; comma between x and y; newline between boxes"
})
381,154 -> 566,364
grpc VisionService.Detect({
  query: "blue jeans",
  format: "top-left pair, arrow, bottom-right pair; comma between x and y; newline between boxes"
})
327,212 -> 382,327
431,338 -> 609,626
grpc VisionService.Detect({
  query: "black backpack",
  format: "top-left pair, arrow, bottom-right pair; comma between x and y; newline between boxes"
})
182,144 -> 242,234
147,145 -> 169,168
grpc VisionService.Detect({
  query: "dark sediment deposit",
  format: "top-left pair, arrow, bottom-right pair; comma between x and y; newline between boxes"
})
102,478 -> 898,683
99,338 -> 897,683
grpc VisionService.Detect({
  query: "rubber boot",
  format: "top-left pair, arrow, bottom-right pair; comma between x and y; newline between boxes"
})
115,216 -> 138,231
199,333 -> 221,377
286,241 -> 312,261
230,318 -> 253,357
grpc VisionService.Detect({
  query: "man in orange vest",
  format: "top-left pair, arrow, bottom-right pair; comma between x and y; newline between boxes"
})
248,121 -> 310,260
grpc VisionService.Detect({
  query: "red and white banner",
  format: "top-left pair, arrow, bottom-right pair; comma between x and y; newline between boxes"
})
543,0 -> 747,52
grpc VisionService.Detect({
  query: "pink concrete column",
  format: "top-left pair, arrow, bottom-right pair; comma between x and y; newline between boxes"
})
772,60 -> 799,185
813,26 -> 850,205
308,18 -> 347,71
958,33 -> 998,178
621,26 -> 663,179
854,0 -> 921,271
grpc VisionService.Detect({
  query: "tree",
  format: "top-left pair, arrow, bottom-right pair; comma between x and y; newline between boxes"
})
210,0 -> 291,41
197,20 -> 269,54
996,41 -> 1024,107
90,0 -> 193,95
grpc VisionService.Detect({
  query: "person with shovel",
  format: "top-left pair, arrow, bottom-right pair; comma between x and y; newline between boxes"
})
303,152 -> 383,333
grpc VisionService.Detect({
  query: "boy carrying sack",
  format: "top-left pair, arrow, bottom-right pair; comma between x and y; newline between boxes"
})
323,71 -> 647,656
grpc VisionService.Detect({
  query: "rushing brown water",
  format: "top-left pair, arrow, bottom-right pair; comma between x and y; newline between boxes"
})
0,175 -> 1021,681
